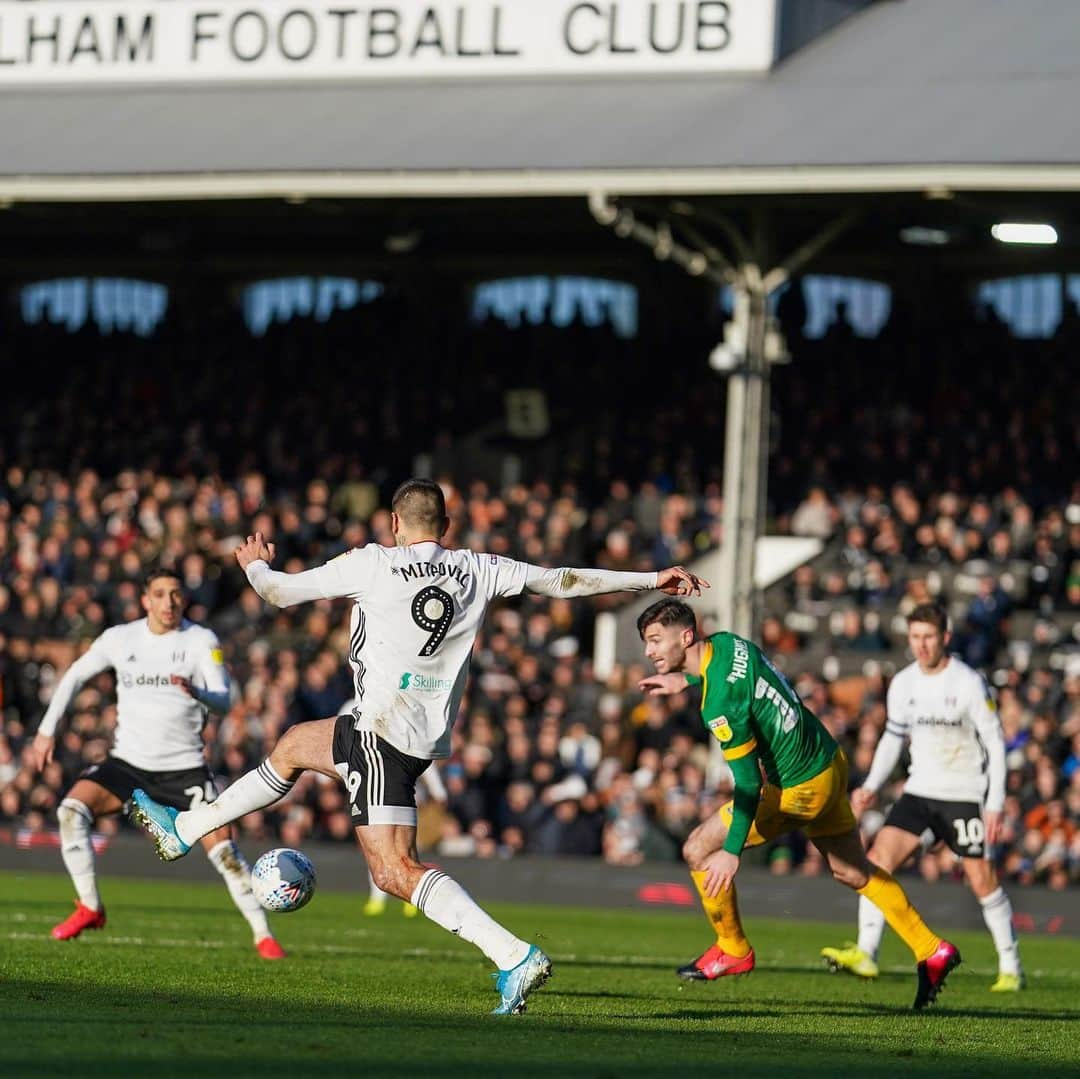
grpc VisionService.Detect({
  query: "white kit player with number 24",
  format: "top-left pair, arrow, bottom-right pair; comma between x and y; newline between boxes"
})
821,602 -> 1022,991
31,568 -> 286,958
132,478 -> 708,1015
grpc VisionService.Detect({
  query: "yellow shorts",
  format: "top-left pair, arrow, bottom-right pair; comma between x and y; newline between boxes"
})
718,749 -> 857,848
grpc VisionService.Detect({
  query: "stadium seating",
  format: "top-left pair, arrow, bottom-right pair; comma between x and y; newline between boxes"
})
1,287 -> 1077,889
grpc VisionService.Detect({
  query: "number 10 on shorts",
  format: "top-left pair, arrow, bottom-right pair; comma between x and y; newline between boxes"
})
953,816 -> 984,848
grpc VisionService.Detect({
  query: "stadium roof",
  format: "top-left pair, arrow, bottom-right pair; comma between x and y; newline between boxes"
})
3,0 -> 1080,201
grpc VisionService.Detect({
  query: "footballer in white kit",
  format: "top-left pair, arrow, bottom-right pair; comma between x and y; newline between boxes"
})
132,478 -> 708,1015
30,568 -> 286,958
822,602 -> 1022,990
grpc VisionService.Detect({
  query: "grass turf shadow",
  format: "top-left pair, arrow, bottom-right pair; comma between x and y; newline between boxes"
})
3,975 -> 1078,1079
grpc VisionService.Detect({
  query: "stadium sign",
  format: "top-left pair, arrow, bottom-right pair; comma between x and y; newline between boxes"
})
0,0 -> 778,85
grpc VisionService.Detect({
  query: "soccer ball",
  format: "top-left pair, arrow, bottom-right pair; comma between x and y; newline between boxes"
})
251,848 -> 317,913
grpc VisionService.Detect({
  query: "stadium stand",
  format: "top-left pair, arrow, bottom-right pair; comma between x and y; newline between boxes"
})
1,285 -> 1077,891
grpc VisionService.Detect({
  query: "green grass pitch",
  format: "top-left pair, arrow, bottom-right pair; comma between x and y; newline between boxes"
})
2,871 -> 1077,1078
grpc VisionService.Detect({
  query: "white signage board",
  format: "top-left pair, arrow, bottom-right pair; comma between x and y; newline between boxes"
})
0,0 -> 779,85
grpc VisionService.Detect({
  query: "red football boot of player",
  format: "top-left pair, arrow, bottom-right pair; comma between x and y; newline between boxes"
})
677,944 -> 755,981
913,940 -> 962,1010
51,900 -> 106,940
256,937 -> 287,960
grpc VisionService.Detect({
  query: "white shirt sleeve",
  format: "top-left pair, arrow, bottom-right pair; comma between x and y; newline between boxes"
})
522,564 -> 658,598
37,634 -> 114,738
883,675 -> 910,740
862,730 -> 905,794
187,631 -> 231,715
482,556 -> 657,599
245,547 -> 376,608
971,675 -> 1007,812
483,555 -> 536,598
863,676 -> 908,793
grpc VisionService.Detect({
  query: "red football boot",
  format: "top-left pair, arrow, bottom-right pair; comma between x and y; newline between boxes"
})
51,900 -> 106,941
914,940 -> 962,1010
677,944 -> 756,981
256,937 -> 287,960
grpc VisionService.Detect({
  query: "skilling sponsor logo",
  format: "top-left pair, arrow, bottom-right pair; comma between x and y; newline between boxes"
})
399,672 -> 454,693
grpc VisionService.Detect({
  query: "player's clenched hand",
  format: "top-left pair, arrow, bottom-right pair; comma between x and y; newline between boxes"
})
169,675 -> 194,697
849,787 -> 876,816
29,733 -> 54,773
234,532 -> 276,571
656,566 -> 710,598
701,850 -> 741,896
983,809 -> 1003,847
638,673 -> 689,697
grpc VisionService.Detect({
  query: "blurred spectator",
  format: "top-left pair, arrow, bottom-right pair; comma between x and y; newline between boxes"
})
0,294 -> 1075,891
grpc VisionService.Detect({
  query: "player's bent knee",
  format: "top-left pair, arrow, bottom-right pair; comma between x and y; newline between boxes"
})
682,823 -> 722,869
271,717 -> 337,780
57,798 -> 92,830
270,722 -> 316,777
681,837 -> 699,866
964,860 -> 997,895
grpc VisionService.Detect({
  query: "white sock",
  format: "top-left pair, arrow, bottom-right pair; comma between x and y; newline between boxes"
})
979,886 -> 1021,975
856,894 -> 886,960
207,839 -> 272,942
176,761 -> 293,846
410,868 -> 530,970
58,798 -> 101,911
368,868 -> 388,902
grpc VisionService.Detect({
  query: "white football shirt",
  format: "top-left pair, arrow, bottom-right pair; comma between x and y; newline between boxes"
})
246,543 -> 656,760
867,655 -> 1006,810
38,619 -> 229,771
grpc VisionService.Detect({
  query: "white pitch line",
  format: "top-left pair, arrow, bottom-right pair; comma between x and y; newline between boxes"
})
1,911 -> 377,937
5,931 -> 1074,982
5,930 -> 226,949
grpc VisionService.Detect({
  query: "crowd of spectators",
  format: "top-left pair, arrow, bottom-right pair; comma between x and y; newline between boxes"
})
1,285 -> 1077,891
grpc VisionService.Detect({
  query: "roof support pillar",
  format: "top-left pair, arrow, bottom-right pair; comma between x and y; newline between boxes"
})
589,195 -> 859,643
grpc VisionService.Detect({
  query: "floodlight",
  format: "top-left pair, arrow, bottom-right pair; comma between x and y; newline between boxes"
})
990,222 -> 1058,245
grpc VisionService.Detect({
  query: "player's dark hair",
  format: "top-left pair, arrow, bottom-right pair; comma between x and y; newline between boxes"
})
392,478 -> 447,532
142,566 -> 182,592
637,598 -> 697,639
908,602 -> 949,633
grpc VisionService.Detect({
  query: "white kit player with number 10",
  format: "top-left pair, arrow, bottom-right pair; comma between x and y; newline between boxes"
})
822,602 -> 1022,991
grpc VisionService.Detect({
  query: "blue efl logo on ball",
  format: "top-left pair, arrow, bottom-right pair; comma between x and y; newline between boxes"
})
251,847 -> 317,913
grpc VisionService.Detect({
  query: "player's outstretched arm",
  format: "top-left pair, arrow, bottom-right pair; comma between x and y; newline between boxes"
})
523,563 -> 708,599
236,532 -> 359,608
